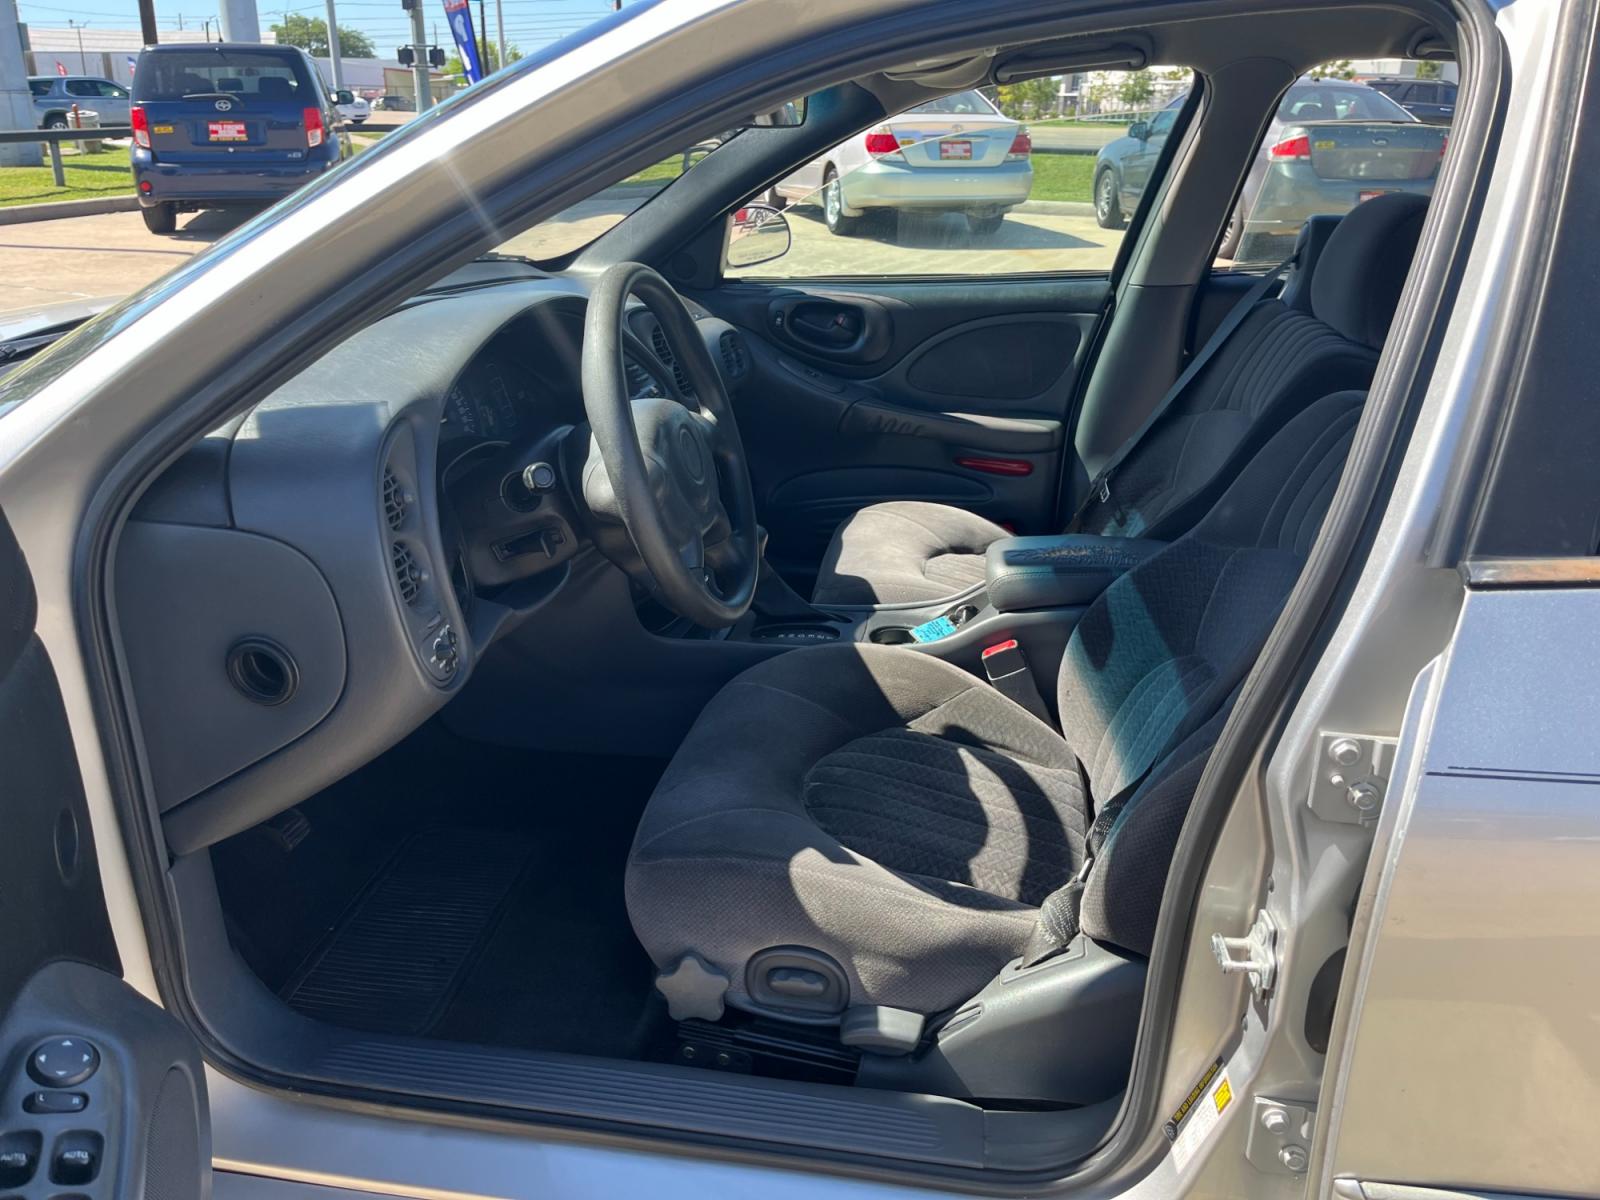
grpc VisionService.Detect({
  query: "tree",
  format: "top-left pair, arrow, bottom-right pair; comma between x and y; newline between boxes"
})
1308,59 -> 1356,80
443,40 -> 522,78
270,14 -> 376,58
1116,69 -> 1154,108
1414,60 -> 1444,79
994,76 -> 1057,119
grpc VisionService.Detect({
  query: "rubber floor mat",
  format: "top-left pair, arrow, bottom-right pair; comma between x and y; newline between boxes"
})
282,829 -> 533,1035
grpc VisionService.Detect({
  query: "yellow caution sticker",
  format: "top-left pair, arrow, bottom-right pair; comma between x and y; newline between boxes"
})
154,125 -> 174,134
1214,1077 -> 1233,1114
1314,139 -> 1337,150
1169,1057 -> 1236,1171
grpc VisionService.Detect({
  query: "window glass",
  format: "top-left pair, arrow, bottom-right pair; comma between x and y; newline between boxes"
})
64,81 -> 99,97
493,136 -> 732,262
727,69 -> 1194,279
1218,64 -> 1446,268
28,80 -> 51,97
132,50 -> 312,102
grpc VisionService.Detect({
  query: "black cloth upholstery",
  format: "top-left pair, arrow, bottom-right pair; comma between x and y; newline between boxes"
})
627,393 -> 1366,1014
811,194 -> 1425,607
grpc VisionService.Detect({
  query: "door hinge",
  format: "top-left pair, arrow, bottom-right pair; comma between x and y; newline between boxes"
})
1245,1096 -> 1317,1175
1308,732 -> 1396,826
1210,908 -> 1277,1000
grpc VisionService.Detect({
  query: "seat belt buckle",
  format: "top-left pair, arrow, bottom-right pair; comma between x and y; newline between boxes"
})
981,639 -> 1052,724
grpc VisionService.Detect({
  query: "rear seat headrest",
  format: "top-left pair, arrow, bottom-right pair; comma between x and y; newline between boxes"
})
1309,192 -> 1429,349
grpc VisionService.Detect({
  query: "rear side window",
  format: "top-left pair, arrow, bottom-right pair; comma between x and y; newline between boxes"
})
28,80 -> 51,97
133,50 -> 312,102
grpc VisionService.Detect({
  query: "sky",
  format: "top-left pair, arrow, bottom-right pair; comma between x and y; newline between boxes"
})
17,0 -> 623,59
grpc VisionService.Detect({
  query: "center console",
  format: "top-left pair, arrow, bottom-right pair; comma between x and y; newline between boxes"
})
736,534 -> 1167,699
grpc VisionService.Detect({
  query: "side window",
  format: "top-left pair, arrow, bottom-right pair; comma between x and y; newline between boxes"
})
28,80 -> 51,97
1218,63 -> 1446,268
101,83 -> 130,98
64,81 -> 98,97
727,70 -> 1194,280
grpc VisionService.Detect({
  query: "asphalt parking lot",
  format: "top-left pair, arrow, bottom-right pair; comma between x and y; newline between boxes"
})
0,195 -> 1121,316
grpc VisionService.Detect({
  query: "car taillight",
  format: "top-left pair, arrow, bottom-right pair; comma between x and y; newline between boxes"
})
130,105 -> 151,149
863,130 -> 901,156
303,107 -> 325,148
1269,133 -> 1311,160
1006,128 -> 1032,160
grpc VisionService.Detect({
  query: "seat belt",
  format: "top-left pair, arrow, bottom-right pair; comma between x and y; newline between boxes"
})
1020,766 -> 1151,966
1067,254 -> 1297,533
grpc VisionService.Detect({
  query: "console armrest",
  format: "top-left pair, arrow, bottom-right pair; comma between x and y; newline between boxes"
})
986,535 -> 1166,612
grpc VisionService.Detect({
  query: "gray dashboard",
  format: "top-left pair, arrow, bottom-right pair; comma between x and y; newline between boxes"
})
114,271 -> 736,856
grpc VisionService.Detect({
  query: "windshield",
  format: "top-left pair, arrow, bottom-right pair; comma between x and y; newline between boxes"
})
133,50 -> 313,102
493,132 -> 737,262
1279,84 -> 1413,122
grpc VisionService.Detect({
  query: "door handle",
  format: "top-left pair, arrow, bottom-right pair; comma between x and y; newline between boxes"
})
767,294 -> 892,362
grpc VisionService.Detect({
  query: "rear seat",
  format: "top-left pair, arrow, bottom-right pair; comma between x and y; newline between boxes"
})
810,192 -> 1429,608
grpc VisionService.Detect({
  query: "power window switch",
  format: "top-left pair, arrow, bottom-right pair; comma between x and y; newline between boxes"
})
0,1147 -> 37,1188
52,1144 -> 99,1186
25,1090 -> 88,1114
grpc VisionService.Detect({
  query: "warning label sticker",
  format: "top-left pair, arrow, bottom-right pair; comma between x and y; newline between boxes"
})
1167,1057 -> 1234,1171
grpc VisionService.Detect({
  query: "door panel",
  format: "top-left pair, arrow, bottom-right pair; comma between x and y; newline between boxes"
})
694,277 -> 1107,577
0,509 -> 211,1200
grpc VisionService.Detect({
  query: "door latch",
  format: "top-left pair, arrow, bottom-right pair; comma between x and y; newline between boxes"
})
1211,908 -> 1277,999
1308,732 -> 1396,826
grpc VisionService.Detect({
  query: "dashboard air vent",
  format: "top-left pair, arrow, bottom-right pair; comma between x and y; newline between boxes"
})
382,466 -> 408,531
391,541 -> 423,605
719,330 -> 749,379
649,323 -> 695,398
623,354 -> 660,399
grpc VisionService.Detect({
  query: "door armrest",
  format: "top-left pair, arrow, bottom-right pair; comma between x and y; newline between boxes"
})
986,535 -> 1166,612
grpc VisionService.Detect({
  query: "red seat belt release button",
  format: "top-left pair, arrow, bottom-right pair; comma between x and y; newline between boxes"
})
981,639 -> 1051,723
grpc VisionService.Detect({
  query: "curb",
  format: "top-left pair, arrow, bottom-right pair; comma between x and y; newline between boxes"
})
0,194 -> 138,225
1016,199 -> 1096,217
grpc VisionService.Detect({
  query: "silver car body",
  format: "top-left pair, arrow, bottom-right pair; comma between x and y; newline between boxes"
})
28,74 -> 133,128
774,88 -> 1032,218
0,0 -> 1589,1198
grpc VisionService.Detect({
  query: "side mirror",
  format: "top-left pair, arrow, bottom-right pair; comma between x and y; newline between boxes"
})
726,203 -> 792,269
1128,120 -> 1150,141
334,89 -> 354,104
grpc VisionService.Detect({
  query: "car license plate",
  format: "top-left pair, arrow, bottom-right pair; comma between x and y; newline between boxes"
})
208,121 -> 248,142
939,140 -> 973,160
1358,189 -> 1392,203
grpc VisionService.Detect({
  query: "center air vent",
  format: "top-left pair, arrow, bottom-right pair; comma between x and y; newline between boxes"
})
391,541 -> 423,605
382,466 -> 409,531
650,323 -> 695,398
719,329 -> 749,379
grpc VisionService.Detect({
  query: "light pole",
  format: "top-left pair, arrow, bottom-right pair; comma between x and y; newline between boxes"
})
494,0 -> 504,76
324,0 -> 345,91
69,19 -> 89,71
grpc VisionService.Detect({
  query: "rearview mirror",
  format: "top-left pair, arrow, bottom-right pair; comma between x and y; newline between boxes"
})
1128,120 -> 1150,140
748,98 -> 807,127
726,203 -> 791,269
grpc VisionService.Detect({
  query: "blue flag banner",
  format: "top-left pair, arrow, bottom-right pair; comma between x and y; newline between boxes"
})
442,0 -> 485,83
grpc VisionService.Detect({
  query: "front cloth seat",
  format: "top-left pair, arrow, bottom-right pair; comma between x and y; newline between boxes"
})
810,192 -> 1427,608
627,392 -> 1365,1022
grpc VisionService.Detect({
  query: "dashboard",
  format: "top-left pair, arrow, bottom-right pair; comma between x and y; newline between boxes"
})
114,268 -> 749,856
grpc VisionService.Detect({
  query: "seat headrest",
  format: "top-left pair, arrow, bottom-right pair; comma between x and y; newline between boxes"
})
1280,213 -> 1343,312
1310,192 -> 1429,348
256,76 -> 294,99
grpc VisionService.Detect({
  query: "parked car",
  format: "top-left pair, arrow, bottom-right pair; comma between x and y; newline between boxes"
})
373,93 -> 415,111
332,88 -> 370,125
1095,78 -> 1445,260
1362,73 -> 1458,122
771,88 -> 1032,235
128,43 -> 346,235
27,75 -> 131,129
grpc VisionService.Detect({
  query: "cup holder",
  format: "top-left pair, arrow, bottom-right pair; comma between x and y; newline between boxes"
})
869,626 -> 916,645
226,637 -> 299,706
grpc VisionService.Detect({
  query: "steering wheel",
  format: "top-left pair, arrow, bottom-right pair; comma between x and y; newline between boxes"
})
580,262 -> 759,628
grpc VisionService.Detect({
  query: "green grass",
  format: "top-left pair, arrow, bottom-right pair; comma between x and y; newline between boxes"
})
1028,151 -> 1096,203
0,145 -> 134,207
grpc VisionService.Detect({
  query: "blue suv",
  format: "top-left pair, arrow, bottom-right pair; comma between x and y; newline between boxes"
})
130,43 -> 345,234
